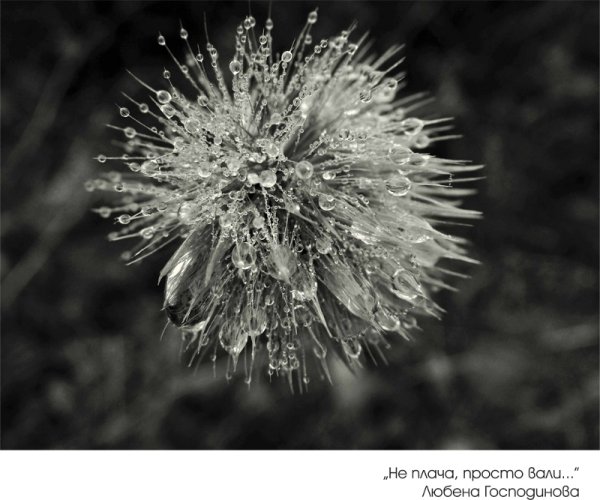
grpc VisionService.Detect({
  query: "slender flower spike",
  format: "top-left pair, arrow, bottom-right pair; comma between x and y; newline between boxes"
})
90,11 -> 480,388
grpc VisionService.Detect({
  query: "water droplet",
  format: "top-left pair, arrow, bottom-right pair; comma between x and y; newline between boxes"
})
97,155 -> 107,164
118,214 -> 131,224
264,141 -> 279,158
322,171 -> 336,181
318,194 -> 336,211
291,271 -> 317,302
401,117 -> 423,135
177,202 -> 195,223
162,69 -> 171,79
198,163 -> 212,178
407,153 -> 428,168
265,18 -> 274,30
141,227 -> 155,239
315,236 -> 332,254
157,34 -> 165,46
374,307 -> 399,331
342,339 -> 362,359
266,245 -> 297,282
392,269 -> 420,301
386,174 -> 411,197
281,50 -> 293,63
244,308 -> 267,338
295,160 -> 313,180
307,10 -> 318,24
259,169 -> 277,188
156,90 -> 172,104
229,59 -> 242,75
179,28 -> 188,40
124,127 -> 136,139
232,242 -> 256,270
413,133 -> 431,149
119,107 -> 130,117
160,104 -> 175,118
359,89 -> 372,103
252,215 -> 265,229
139,103 -> 149,113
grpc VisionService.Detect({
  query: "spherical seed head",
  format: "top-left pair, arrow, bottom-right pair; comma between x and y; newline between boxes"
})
92,12 -> 480,387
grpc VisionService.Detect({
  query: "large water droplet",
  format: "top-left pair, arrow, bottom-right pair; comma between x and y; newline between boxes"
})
400,117 -> 423,135
264,141 -> 280,158
259,169 -> 277,188
318,194 -> 336,211
392,269 -> 421,301
295,160 -> 313,180
386,174 -> 411,197
374,307 -> 399,331
229,59 -> 242,75
266,245 -> 297,282
156,90 -> 172,104
315,236 -> 332,254
232,242 -> 256,270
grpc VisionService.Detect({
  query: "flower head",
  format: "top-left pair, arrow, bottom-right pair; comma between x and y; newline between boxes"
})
90,10 -> 480,387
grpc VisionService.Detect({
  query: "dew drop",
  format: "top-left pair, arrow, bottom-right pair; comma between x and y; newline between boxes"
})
97,155 -> 107,164
118,214 -> 131,224
229,59 -> 242,75
401,117 -> 424,136
392,269 -> 420,301
259,169 -> 277,188
386,174 -> 411,197
179,28 -> 188,40
232,242 -> 256,270
119,107 -> 130,118
359,89 -> 372,103
281,50 -> 293,63
374,307 -> 399,331
252,215 -> 265,229
407,153 -> 428,168
160,104 -> 175,118
140,227 -> 155,239
315,236 -> 332,254
318,194 -> 336,211
295,160 -> 313,180
157,34 -> 166,46
124,127 -> 136,139
307,10 -> 318,24
264,141 -> 279,158
156,90 -> 172,104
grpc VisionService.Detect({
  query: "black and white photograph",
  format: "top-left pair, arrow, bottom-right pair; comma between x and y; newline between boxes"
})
1,0 -> 598,496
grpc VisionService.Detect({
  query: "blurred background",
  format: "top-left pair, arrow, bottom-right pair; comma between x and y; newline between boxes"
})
1,0 -> 598,449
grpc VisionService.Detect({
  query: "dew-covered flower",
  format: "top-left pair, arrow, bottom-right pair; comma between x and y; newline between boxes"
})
90,10 -> 480,387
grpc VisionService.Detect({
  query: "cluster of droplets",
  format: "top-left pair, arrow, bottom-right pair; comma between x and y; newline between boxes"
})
90,10 -> 479,390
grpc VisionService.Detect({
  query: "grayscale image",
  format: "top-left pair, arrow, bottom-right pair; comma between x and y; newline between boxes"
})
1,1 -> 598,450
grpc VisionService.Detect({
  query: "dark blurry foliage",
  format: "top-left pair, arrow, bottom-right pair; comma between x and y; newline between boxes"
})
1,1 -> 598,449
